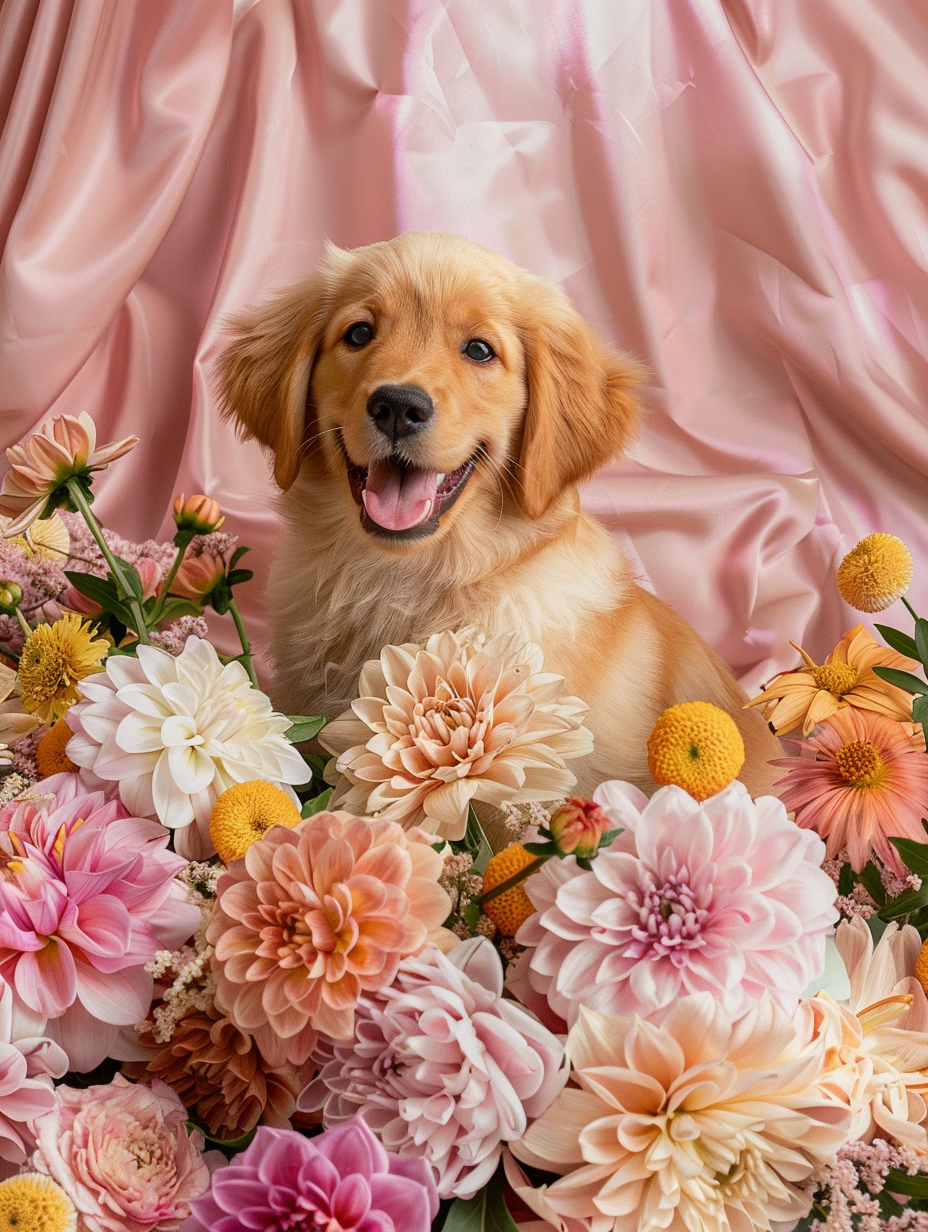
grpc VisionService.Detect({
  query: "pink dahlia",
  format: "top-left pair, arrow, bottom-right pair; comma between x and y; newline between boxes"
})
0,772 -> 200,1071
183,1120 -> 438,1232
773,707 -> 928,873
516,779 -> 837,1025
0,974 -> 67,1171
208,810 -> 454,1065
32,1074 -> 209,1232
303,938 -> 567,1199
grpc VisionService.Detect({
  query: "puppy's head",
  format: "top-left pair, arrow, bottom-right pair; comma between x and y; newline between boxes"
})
218,232 -> 642,544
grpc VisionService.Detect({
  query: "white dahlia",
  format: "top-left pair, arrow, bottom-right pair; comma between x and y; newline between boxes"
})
66,636 -> 307,858
319,629 -> 593,841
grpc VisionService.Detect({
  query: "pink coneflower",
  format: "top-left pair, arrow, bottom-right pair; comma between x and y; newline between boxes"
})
773,708 -> 928,873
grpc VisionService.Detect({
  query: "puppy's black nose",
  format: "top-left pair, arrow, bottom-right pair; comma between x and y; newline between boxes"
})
367,384 -> 434,442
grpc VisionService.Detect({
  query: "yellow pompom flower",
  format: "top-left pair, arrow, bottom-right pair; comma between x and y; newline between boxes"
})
0,1173 -> 76,1232
209,780 -> 302,863
837,533 -> 914,613
17,613 -> 108,723
480,843 -> 538,937
647,701 -> 745,801
35,718 -> 79,778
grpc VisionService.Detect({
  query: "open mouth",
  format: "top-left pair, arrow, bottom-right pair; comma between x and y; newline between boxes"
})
342,441 -> 481,540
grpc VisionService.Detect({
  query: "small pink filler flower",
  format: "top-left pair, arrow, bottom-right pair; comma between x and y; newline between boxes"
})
517,779 -> 838,1025
208,810 -> 454,1065
184,1120 -> 438,1232
32,1074 -> 209,1232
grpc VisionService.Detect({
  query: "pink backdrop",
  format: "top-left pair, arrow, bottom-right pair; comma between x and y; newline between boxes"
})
2,0 -> 928,690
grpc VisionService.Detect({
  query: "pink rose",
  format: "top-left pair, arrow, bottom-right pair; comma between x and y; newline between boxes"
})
32,1075 -> 209,1232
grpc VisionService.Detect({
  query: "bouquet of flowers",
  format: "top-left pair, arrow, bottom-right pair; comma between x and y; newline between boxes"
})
1,414 -> 928,1232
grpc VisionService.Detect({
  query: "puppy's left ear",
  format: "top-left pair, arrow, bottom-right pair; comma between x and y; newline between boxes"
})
516,281 -> 644,520
217,246 -> 347,490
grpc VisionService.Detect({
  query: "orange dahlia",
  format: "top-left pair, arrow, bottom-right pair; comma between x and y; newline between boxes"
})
773,707 -> 928,873
208,811 -> 454,1065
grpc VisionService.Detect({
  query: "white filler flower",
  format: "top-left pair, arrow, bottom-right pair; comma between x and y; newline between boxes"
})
67,636 -> 307,858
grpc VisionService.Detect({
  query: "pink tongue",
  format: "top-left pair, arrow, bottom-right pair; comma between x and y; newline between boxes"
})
363,460 -> 438,531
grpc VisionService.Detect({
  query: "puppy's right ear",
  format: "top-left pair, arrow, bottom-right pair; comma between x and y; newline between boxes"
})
217,251 -> 345,490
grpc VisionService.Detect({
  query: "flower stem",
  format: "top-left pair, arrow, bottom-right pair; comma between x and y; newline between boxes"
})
14,609 -> 31,639
228,599 -> 258,688
66,479 -> 150,644
477,855 -> 548,905
903,596 -> 920,623
150,532 -> 194,625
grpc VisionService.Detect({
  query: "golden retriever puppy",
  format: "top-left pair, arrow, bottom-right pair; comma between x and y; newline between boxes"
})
218,231 -> 781,798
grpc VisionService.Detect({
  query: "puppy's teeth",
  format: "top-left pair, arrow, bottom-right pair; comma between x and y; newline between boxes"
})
361,489 -> 370,510
435,473 -> 445,485
421,500 -> 433,522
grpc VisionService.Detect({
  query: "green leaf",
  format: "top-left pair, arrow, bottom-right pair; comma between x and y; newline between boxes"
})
155,597 -> 204,623
64,570 -> 133,627
523,840 -> 556,857
286,715 -> 327,743
226,569 -> 254,588
113,556 -> 144,603
875,623 -> 919,659
871,664 -> 928,695
913,695 -> 928,724
917,619 -> 928,669
440,1165 -> 519,1232
890,836 -> 928,879
208,578 -> 232,615
187,1120 -> 258,1152
228,545 -> 251,570
857,860 -> 887,907
883,1168 -> 928,1198
879,884 -> 928,919
464,805 -> 493,875
462,900 -> 481,933
301,788 -> 333,818
837,861 -> 855,896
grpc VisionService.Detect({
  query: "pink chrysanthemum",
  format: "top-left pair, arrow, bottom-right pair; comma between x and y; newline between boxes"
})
303,938 -> 567,1199
515,779 -> 837,1025
208,811 -> 454,1066
773,707 -> 928,873
0,773 -> 200,1072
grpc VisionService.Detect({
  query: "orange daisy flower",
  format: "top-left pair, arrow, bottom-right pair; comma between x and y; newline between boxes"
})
772,708 -> 928,873
745,624 -> 919,737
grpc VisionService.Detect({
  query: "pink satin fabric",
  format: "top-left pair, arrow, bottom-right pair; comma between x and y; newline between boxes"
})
2,0 -> 927,688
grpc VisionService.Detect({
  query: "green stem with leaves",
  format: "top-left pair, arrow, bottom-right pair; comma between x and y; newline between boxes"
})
228,598 -> 258,689
149,531 -> 194,625
14,609 -> 31,640
66,479 -> 150,644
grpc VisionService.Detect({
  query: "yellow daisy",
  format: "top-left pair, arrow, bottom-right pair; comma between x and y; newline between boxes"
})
0,1173 -> 76,1232
208,779 -> 302,863
745,624 -> 920,737
646,701 -> 744,801
18,613 -> 108,723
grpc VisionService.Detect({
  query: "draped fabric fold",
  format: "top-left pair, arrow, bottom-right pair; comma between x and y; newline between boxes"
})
2,0 -> 927,687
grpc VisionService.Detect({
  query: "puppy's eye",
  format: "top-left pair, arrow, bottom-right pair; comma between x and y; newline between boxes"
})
344,322 -> 375,348
462,338 -> 495,363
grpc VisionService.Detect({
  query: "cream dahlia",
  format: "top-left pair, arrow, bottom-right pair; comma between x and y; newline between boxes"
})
516,779 -> 837,1025
65,636 -> 308,859
208,810 -> 454,1066
303,938 -> 567,1199
320,629 -> 592,841
513,995 -> 851,1232
801,916 -> 928,1152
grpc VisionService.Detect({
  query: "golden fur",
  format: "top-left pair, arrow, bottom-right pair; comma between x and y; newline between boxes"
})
218,232 -> 782,798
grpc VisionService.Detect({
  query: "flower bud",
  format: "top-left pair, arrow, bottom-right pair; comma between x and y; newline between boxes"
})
135,557 -> 163,601
169,551 -> 225,602
548,797 -> 610,858
172,493 -> 225,534
0,582 -> 22,615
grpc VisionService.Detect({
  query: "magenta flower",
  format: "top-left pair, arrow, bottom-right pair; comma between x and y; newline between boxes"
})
183,1120 -> 438,1232
0,773 -> 200,1070
516,779 -> 838,1025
